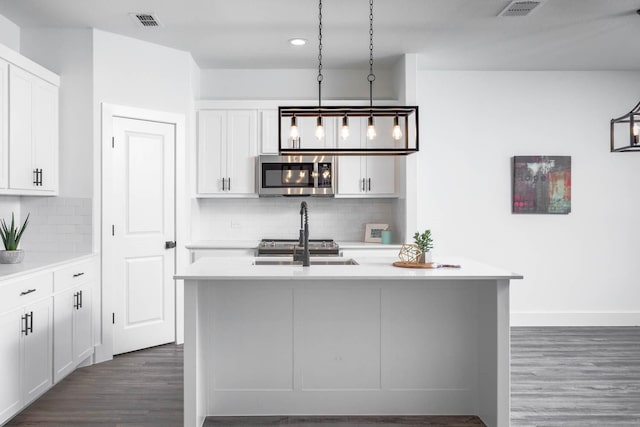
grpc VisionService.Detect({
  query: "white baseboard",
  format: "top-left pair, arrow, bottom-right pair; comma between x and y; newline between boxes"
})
511,312 -> 640,327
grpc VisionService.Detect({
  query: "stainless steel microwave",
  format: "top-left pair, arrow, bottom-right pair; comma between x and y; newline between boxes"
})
258,155 -> 334,196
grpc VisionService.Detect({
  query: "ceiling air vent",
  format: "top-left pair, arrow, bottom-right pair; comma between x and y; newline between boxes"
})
130,13 -> 162,28
498,0 -> 545,17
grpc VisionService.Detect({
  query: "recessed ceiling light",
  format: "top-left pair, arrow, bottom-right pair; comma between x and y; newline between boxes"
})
289,38 -> 307,46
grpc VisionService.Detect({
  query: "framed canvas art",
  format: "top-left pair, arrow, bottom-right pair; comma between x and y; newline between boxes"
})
512,156 -> 571,214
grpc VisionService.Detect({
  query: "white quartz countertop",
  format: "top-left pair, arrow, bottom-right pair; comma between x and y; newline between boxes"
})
176,255 -> 522,281
185,240 -> 402,250
0,251 -> 96,281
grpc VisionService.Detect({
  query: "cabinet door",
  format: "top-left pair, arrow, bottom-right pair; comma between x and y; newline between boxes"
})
32,78 -> 58,192
23,298 -> 53,405
226,110 -> 257,194
336,117 -> 365,196
364,116 -> 396,196
197,110 -> 226,194
0,59 -> 8,189
259,109 -> 279,154
74,286 -> 93,363
53,288 -> 75,383
8,65 -> 35,191
0,308 -> 22,425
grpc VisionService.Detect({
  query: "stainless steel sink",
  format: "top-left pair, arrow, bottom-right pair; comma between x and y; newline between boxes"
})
253,258 -> 359,266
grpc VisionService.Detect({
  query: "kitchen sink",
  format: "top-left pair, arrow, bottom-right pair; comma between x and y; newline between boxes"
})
253,258 -> 359,266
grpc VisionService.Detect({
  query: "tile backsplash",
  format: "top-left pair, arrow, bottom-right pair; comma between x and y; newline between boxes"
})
20,197 -> 92,252
193,197 -> 400,242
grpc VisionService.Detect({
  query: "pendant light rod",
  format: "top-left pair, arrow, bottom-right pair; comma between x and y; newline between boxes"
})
317,0 -> 323,109
367,0 -> 375,109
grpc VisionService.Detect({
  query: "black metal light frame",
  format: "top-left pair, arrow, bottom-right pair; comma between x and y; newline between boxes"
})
611,100 -> 640,152
278,105 -> 419,156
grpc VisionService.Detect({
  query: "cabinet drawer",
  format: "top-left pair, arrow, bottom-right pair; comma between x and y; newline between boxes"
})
53,258 -> 97,293
0,271 -> 53,313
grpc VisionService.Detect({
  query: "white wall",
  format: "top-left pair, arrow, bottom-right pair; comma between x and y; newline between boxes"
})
417,70 -> 640,326
21,28 -> 93,198
200,68 -> 396,100
0,14 -> 19,52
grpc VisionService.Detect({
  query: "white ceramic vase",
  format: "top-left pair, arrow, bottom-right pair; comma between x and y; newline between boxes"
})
0,249 -> 25,264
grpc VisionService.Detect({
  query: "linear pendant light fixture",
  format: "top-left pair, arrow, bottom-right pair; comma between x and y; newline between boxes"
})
279,0 -> 419,156
611,100 -> 640,152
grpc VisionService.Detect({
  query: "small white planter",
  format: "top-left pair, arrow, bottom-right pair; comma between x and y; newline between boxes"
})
0,249 -> 25,264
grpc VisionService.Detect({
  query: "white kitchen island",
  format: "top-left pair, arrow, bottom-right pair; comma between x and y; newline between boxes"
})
176,256 -> 522,427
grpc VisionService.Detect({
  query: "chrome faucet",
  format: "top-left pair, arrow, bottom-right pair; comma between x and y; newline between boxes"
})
294,201 -> 310,266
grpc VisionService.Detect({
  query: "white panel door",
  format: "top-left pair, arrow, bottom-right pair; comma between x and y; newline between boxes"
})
23,298 -> 53,405
8,65 -> 34,190
53,288 -> 75,383
32,78 -> 58,192
197,110 -> 226,194
0,59 -> 8,189
110,117 -> 175,355
0,308 -> 22,425
226,110 -> 256,194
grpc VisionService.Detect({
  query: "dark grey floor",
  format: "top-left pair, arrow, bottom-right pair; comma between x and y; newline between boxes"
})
8,327 -> 640,426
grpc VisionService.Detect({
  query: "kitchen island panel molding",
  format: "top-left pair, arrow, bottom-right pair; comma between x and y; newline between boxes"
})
181,260 -> 519,427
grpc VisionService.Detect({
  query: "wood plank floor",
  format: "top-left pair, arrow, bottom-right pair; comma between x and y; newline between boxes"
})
511,327 -> 640,427
7,327 -> 640,426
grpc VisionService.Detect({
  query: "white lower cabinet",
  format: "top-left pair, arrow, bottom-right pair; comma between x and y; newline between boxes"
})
53,285 -> 92,383
0,295 -> 53,425
0,256 -> 96,425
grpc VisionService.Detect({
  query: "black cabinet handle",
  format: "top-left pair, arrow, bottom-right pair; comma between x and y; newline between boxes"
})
38,169 -> 43,186
33,169 -> 38,185
28,311 -> 33,334
79,290 -> 83,309
73,272 -> 85,278
165,241 -> 176,249
21,314 -> 28,336
221,177 -> 226,191
368,178 -> 371,192
20,289 -> 36,296
73,292 -> 79,309
361,178 -> 365,192
228,177 -> 231,191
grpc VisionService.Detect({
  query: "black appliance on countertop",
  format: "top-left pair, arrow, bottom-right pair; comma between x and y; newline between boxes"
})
257,239 -> 339,257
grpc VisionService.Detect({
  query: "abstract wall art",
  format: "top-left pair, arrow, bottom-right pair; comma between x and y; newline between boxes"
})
512,156 -> 571,214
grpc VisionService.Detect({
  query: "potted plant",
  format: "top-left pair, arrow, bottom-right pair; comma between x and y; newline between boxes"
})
413,229 -> 434,264
0,213 -> 30,264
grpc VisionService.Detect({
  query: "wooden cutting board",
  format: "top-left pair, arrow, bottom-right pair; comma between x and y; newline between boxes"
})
392,261 -> 461,269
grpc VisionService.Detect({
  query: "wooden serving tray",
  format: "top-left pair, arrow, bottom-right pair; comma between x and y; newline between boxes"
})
392,261 -> 461,269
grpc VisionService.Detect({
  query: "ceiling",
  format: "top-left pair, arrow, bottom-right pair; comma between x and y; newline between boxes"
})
0,0 -> 638,70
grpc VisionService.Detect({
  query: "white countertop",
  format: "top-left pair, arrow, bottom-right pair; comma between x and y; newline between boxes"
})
176,255 -> 522,281
185,240 -> 402,250
0,251 -> 96,281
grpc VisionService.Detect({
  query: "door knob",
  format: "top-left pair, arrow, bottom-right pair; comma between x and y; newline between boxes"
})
165,241 -> 177,249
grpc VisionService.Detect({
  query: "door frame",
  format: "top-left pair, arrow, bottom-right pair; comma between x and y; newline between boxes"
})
95,104 -> 187,363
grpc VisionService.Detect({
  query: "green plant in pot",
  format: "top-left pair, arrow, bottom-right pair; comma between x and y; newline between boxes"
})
0,213 -> 29,264
413,229 -> 434,264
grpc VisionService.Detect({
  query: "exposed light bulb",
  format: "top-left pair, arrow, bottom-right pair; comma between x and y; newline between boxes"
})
315,116 -> 325,140
634,124 -> 639,145
392,115 -> 403,141
289,116 -> 299,145
341,116 -> 350,140
366,116 -> 376,140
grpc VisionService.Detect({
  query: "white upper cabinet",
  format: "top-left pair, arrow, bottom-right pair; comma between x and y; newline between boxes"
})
7,64 -> 59,194
0,59 -> 7,189
259,109 -> 279,155
336,116 -> 397,197
197,109 -> 257,197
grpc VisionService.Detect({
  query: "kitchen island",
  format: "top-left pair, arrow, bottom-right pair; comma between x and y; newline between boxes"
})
176,256 -> 522,427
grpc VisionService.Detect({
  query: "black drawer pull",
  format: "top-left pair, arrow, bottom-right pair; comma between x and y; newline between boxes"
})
73,272 -> 85,278
20,289 -> 36,296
